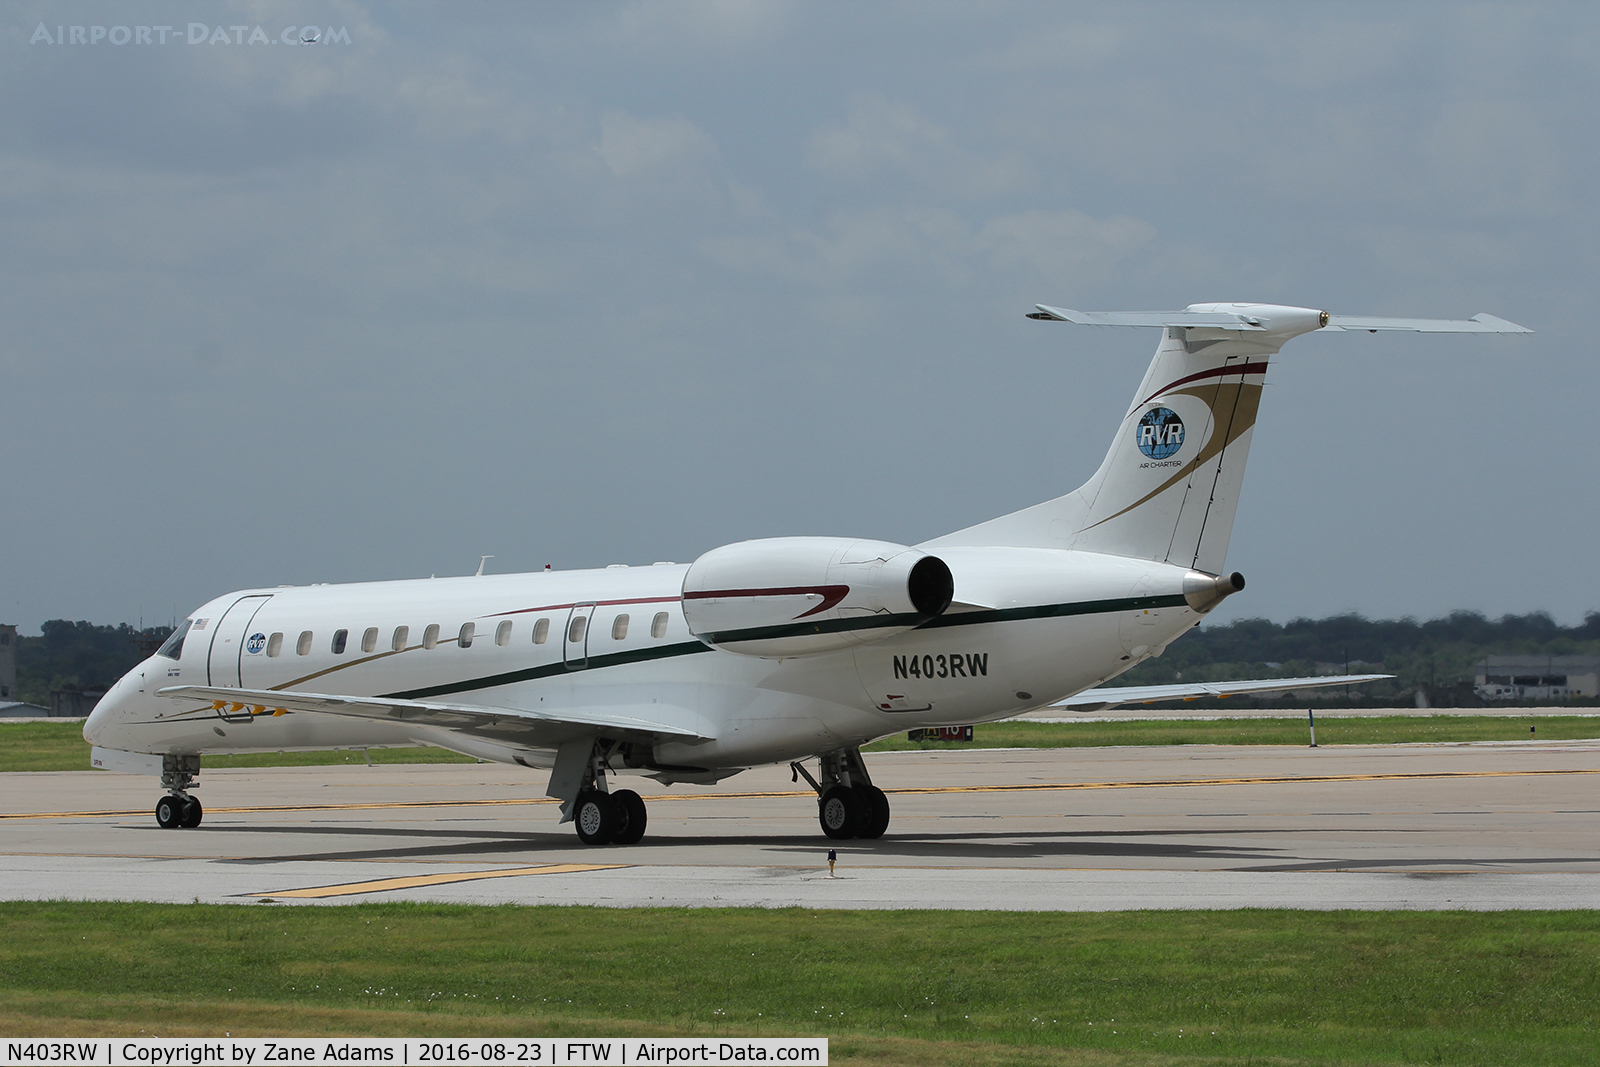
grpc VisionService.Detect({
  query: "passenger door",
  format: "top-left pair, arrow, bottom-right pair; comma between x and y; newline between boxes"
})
207,594 -> 273,688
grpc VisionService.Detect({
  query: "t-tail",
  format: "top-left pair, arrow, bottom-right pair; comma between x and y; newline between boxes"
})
924,302 -> 1530,574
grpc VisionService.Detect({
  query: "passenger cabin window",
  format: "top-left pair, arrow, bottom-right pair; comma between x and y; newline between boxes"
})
459,622 -> 475,648
496,620 -> 513,646
532,618 -> 550,645
361,627 -> 379,654
266,632 -> 283,658
651,612 -> 669,639
423,624 -> 440,650
611,614 -> 629,640
296,631 -> 313,656
155,619 -> 194,660
391,625 -> 409,651
568,616 -> 586,644
332,629 -> 348,655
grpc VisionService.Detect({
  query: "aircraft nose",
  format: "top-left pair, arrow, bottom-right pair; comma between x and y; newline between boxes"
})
83,662 -> 146,747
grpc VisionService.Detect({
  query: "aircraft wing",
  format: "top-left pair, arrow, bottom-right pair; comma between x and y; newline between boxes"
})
155,685 -> 709,745
1052,674 -> 1393,712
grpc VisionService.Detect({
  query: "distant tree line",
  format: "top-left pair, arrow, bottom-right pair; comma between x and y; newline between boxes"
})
12,620 -> 173,707
12,611 -> 1600,709
1117,611 -> 1600,706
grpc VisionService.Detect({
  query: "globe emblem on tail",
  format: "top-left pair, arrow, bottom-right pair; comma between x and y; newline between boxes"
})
1136,407 -> 1185,460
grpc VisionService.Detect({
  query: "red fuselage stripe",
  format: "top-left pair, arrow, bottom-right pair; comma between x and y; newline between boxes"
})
683,585 -> 851,619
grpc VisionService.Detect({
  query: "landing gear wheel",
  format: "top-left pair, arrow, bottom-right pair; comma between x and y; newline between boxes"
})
574,790 -> 621,845
155,795 -> 184,829
857,785 -> 890,839
819,785 -> 864,839
180,796 -> 203,828
610,789 -> 648,845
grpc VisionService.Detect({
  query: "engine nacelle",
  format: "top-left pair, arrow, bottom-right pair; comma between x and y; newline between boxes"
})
682,537 -> 954,658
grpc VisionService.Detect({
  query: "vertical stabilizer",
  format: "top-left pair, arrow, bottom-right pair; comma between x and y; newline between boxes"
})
922,303 -> 1324,573
925,301 -> 1528,572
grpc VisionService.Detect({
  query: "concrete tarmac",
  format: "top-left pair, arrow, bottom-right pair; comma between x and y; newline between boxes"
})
1016,705 -> 1600,721
2,741 -> 1597,910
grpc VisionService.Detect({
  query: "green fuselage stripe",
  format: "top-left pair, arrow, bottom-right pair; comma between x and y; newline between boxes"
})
384,592 -> 1191,701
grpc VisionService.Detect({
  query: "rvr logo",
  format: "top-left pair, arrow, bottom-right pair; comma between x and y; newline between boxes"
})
1136,406 -> 1185,460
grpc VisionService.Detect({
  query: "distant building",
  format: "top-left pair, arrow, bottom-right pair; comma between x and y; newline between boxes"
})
0,624 -> 15,701
49,687 -> 106,719
1475,655 -> 1600,702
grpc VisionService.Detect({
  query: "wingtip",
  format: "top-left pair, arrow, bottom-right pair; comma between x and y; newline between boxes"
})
1470,313 -> 1534,333
1027,304 -> 1071,322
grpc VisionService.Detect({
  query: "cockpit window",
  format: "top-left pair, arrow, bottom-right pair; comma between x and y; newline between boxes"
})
155,620 -> 193,660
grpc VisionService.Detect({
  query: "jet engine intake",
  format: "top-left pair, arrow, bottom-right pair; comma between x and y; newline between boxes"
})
682,537 -> 953,657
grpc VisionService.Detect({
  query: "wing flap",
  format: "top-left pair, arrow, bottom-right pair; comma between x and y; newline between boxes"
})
1053,673 -> 1393,712
155,685 -> 708,744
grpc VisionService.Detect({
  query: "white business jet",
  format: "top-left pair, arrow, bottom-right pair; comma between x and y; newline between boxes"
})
83,302 -> 1529,843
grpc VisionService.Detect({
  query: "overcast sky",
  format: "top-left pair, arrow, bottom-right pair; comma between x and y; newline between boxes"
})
3,1 -> 1595,634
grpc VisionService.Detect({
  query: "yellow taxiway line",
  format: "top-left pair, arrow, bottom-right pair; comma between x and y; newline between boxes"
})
3,767 -> 1596,821
255,863 -> 629,899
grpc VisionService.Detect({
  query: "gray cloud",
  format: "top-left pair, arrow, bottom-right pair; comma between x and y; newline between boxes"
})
1,1 -> 1595,632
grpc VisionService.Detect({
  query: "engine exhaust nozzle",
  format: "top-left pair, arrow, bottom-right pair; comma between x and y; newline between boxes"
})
1183,571 -> 1245,614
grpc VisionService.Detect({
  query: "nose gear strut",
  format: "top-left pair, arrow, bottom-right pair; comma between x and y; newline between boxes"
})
155,754 -> 203,828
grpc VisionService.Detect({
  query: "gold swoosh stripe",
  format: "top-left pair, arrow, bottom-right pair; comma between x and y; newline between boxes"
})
1079,380 -> 1263,533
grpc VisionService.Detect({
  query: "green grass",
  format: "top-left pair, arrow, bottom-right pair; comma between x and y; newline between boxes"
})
0,903 -> 1596,1065
0,722 -> 474,772
864,714 -> 1600,752
5,717 -> 1597,772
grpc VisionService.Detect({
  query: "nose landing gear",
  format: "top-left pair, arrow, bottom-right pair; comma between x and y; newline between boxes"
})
154,754 -> 203,829
154,794 -> 202,829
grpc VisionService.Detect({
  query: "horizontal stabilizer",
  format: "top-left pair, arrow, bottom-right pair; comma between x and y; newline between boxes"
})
1321,313 -> 1532,333
156,685 -> 708,744
1029,305 -> 1267,330
1052,673 -> 1393,712
1030,304 -> 1531,334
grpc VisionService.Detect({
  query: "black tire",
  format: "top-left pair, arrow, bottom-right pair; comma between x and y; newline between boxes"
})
610,789 -> 648,845
155,795 -> 184,829
574,790 -> 620,845
180,797 -> 203,829
857,785 -> 890,839
819,785 -> 863,839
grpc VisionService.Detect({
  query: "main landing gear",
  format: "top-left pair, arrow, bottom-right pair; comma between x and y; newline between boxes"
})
573,787 -> 647,846
154,754 -> 203,829
554,739 -> 648,846
793,747 -> 889,840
